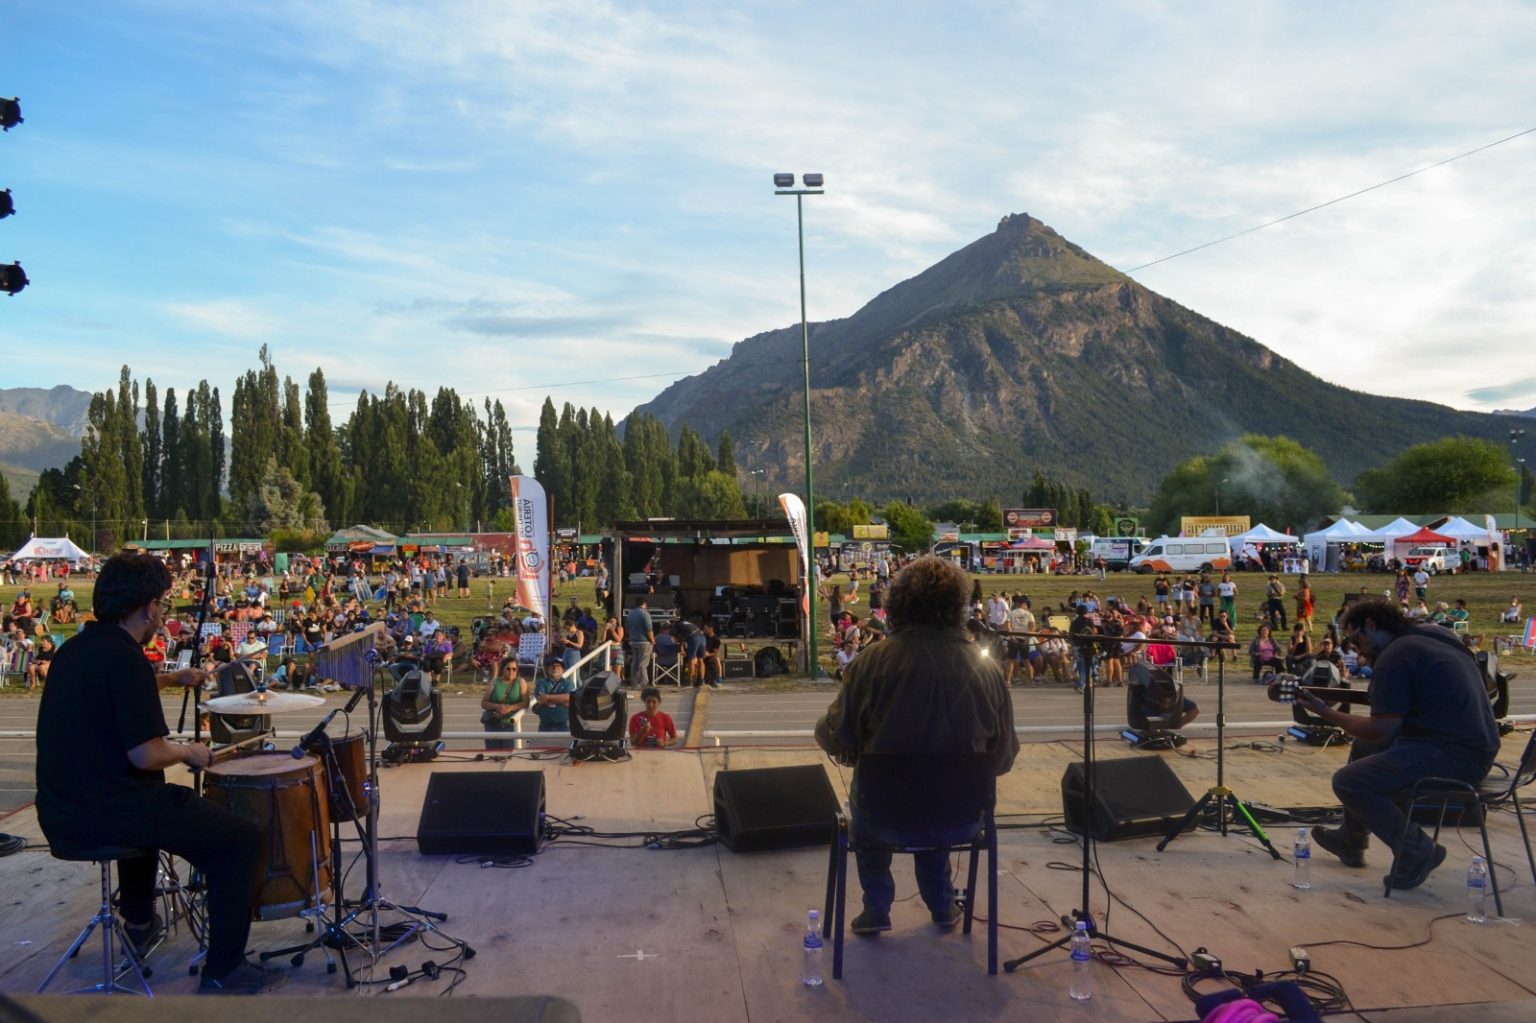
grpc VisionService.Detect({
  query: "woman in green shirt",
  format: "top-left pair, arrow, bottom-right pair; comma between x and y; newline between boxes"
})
481,658 -> 529,750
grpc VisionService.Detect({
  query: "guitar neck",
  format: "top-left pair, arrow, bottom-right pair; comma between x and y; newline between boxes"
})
1267,682 -> 1372,707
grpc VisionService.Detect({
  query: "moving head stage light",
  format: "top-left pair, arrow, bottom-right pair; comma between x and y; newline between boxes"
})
569,670 -> 629,762
1284,662 -> 1352,746
383,663 -> 443,765
1122,663 -> 1189,750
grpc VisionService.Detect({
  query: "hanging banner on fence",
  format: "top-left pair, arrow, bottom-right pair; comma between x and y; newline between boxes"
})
851,523 -> 889,539
509,475 -> 550,619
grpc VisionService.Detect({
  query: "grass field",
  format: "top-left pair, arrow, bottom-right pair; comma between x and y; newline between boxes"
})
4,565 -> 1534,689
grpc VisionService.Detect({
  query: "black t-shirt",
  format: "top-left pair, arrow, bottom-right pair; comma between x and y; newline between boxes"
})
35,621 -> 170,842
1371,626 -> 1501,759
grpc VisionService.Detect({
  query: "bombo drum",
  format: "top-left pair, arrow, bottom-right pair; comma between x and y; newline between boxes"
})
322,732 -> 370,822
203,753 -> 333,920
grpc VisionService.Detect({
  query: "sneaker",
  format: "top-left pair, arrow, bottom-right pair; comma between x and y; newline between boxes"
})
1384,843 -> 1447,891
707,680 -> 722,689
122,912 -> 164,960
198,959 -> 288,995
850,909 -> 892,936
1311,826 -> 1367,869
930,902 -> 963,929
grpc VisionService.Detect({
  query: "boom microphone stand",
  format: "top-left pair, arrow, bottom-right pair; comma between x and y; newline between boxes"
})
1005,630 -> 1188,972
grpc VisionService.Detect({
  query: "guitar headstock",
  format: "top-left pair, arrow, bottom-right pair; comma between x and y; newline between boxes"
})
1266,675 -> 1300,703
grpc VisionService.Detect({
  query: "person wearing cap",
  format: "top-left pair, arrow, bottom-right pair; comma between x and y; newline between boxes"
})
533,659 -> 574,733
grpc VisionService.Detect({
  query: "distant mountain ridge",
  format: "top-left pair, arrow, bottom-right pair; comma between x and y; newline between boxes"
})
0,386 -> 92,492
630,213 -> 1529,504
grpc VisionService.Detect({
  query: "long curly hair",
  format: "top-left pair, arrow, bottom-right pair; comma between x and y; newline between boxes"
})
883,556 -> 969,630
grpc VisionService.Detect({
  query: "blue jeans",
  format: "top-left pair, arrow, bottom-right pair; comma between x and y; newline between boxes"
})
851,803 -> 977,915
1332,739 -> 1493,864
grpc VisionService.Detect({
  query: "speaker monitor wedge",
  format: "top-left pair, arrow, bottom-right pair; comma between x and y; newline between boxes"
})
1061,756 -> 1194,842
714,765 -> 840,853
417,771 -> 546,856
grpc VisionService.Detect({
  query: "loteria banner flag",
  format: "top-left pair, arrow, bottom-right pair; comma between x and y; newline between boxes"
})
779,492 -> 813,609
509,475 -> 551,620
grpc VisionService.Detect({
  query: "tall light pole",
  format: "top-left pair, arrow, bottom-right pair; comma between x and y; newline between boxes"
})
1215,477 -> 1229,516
1513,429 -> 1527,566
73,484 -> 96,553
455,481 -> 466,534
750,468 -> 766,518
775,171 -> 825,676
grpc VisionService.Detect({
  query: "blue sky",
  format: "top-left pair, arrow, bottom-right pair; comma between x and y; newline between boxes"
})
3,1 -> 1534,447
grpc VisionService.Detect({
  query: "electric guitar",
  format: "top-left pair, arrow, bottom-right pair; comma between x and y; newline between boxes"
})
1266,675 -> 1372,707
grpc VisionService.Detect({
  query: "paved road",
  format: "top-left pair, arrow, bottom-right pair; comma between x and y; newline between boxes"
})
5,672 -> 1535,817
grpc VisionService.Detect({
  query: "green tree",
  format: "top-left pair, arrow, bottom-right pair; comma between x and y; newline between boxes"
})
881,501 -> 934,556
677,470 -> 748,518
142,379 -> 161,519
247,456 -> 327,534
305,369 -> 346,526
0,471 -> 24,548
1148,435 -> 1346,535
716,431 -> 737,478
1354,437 -> 1516,514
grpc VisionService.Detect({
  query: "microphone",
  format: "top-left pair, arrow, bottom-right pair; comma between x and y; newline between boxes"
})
291,709 -> 339,758
344,686 -> 367,714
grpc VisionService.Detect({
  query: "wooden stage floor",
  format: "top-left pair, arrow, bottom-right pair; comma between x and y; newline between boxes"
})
2,732 -> 1534,1022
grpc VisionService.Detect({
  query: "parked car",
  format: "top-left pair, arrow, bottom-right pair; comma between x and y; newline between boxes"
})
1403,546 -> 1449,573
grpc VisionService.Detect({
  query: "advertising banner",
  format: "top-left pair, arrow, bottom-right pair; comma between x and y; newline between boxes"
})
1004,508 -> 1057,530
1180,515 -> 1251,537
509,475 -> 551,619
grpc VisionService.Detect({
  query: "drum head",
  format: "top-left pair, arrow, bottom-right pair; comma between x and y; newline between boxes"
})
210,752 -> 319,778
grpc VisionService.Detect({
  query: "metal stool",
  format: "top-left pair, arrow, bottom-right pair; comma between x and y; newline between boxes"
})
37,845 -> 155,995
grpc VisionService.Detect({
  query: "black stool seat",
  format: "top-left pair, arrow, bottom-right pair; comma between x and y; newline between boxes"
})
49,844 -> 153,863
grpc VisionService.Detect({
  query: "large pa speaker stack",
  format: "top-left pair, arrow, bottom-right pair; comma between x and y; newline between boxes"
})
1061,757 -> 1195,841
416,771 -> 546,855
713,765 -> 840,853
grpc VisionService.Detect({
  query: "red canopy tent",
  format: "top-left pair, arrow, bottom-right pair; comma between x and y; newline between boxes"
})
1393,526 -> 1455,548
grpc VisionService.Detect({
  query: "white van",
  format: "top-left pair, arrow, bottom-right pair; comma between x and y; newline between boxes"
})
1089,537 -> 1146,571
1129,534 -> 1234,574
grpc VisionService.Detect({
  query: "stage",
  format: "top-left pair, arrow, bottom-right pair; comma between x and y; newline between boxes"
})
1,733 -> 1534,1021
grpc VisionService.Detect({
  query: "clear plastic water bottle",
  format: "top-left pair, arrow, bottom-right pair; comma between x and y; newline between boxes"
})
1069,920 -> 1093,1001
1293,828 -> 1312,890
802,909 -> 824,987
1466,856 -> 1488,924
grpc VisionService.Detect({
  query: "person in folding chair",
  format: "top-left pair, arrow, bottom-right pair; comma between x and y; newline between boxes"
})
815,556 -> 1018,936
34,553 -> 285,995
1297,598 -> 1501,888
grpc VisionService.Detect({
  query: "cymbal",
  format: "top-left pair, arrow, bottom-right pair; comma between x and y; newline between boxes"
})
205,690 -> 326,714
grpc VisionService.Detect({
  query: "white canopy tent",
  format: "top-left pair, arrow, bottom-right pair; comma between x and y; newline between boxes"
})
1354,517 -> 1420,546
10,536 -> 91,563
1302,519 -> 1373,572
1435,516 -> 1490,541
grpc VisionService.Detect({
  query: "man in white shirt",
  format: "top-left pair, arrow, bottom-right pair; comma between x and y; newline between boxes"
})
1006,597 -> 1036,685
986,593 -> 1010,630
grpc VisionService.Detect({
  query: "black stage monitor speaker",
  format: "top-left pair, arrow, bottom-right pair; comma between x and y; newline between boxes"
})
417,771 -> 546,856
714,765 -> 839,853
1061,756 -> 1194,841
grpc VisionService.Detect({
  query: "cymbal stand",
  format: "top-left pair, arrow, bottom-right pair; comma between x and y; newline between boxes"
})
345,661 -> 465,969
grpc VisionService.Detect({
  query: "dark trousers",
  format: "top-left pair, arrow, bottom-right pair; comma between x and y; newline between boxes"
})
1265,599 -> 1287,628
1332,739 -> 1493,865
852,804 -> 974,915
111,786 -> 261,978
484,719 -> 519,751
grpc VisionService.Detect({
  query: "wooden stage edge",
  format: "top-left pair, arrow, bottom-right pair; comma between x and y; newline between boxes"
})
2,733 -> 1534,1023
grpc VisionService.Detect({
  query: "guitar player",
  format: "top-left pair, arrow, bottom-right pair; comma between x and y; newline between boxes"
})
1296,599 -> 1501,889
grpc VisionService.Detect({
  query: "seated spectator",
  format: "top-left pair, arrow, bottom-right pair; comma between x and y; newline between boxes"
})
1502,597 -> 1523,624
1284,623 -> 1312,674
1248,624 -> 1285,681
29,633 -> 57,690
653,623 -> 681,669
628,686 -> 678,749
1446,599 -> 1470,626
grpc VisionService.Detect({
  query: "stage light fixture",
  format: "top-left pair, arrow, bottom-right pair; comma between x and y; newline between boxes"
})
0,189 -> 12,219
383,664 -> 443,761
568,670 -> 629,761
0,98 -> 20,132
1122,663 -> 1189,749
0,262 -> 28,296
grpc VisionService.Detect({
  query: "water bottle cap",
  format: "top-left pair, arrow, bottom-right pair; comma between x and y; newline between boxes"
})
808,909 -> 819,920
1075,920 -> 1089,931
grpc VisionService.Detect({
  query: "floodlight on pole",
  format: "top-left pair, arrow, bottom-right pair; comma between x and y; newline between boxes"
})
0,261 -> 26,296
774,171 -> 826,677
0,189 -> 13,219
1514,429 -> 1527,542
0,98 -> 21,132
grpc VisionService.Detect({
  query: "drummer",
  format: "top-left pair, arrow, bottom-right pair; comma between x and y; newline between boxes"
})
34,552 -> 286,995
